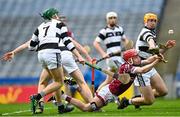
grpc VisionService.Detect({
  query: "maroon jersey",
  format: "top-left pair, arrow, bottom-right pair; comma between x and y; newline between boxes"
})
109,62 -> 137,96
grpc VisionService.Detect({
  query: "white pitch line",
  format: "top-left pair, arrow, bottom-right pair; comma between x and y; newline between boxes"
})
1,107 -> 53,116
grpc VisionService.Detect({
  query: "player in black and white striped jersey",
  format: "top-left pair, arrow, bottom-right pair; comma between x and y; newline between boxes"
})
93,11 -> 129,92
29,8 -> 86,114
134,13 -> 165,94
1,13 -> 93,114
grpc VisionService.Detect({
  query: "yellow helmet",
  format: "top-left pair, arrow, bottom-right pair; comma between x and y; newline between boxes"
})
144,13 -> 157,24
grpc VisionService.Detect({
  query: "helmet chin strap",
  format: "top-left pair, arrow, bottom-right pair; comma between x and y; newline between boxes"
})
127,58 -> 133,65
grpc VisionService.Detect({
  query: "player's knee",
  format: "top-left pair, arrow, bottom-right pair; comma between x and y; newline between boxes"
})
159,89 -> 168,97
144,97 -> 155,105
156,87 -> 168,97
81,104 -> 91,112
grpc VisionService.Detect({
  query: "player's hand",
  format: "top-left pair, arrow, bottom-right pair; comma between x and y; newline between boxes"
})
157,54 -> 168,63
102,53 -> 109,58
77,56 -> 85,65
157,54 -> 164,60
1,51 -> 14,61
165,40 -> 176,49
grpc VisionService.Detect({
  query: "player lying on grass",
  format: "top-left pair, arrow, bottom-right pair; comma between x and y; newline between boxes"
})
49,49 -> 164,112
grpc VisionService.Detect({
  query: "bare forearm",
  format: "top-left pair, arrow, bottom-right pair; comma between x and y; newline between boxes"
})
138,59 -> 159,73
72,49 -> 81,58
71,39 -> 91,60
142,55 -> 157,65
13,40 -> 30,54
93,41 -> 106,57
97,76 -> 112,92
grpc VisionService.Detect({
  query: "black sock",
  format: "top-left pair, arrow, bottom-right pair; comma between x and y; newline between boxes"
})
36,93 -> 42,100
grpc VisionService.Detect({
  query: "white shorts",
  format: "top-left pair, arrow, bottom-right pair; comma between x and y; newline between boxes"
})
134,68 -> 157,86
96,85 -> 116,105
38,52 -> 62,70
61,51 -> 78,74
106,56 -> 125,70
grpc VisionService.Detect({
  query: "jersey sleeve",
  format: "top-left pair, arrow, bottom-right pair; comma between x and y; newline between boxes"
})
31,28 -> 39,42
119,63 -> 136,74
142,32 -> 155,42
29,28 -> 39,50
121,30 -> 126,39
56,22 -> 75,51
95,29 -> 106,42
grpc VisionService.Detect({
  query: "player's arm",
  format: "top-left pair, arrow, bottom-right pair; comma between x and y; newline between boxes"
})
96,76 -> 113,92
159,40 -> 176,54
141,54 -> 161,65
70,38 -> 92,62
58,23 -> 85,64
147,38 -> 156,49
121,35 -> 129,45
13,40 -> 30,54
93,30 -> 109,58
93,37 -> 108,58
29,29 -> 39,51
63,37 -> 85,63
134,56 -> 161,74
1,40 -> 30,61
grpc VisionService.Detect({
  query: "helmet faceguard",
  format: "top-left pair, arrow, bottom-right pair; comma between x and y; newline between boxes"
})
41,8 -> 59,20
144,13 -> 158,24
123,49 -> 138,61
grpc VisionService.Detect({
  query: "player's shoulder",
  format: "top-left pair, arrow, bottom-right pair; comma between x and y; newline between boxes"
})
115,25 -> 124,32
99,26 -> 107,34
141,27 -> 154,34
119,62 -> 133,73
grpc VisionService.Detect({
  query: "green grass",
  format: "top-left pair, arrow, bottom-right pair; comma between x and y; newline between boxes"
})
0,99 -> 180,116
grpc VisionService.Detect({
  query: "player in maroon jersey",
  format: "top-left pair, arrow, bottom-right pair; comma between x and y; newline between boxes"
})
57,49 -> 163,111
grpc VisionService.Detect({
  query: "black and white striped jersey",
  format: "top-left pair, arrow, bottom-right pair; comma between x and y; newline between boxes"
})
29,19 -> 75,53
135,27 -> 157,59
95,25 -> 126,54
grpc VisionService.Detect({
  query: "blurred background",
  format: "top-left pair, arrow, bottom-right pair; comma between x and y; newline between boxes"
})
0,0 -> 180,103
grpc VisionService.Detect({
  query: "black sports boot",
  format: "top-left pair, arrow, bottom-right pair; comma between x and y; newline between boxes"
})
35,101 -> 44,114
58,104 -> 74,114
30,94 -> 39,114
118,97 -> 129,109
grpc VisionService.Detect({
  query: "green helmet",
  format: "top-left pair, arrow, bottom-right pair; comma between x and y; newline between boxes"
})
41,8 -> 59,20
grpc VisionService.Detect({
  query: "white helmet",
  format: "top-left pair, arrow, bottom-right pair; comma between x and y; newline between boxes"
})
106,11 -> 118,20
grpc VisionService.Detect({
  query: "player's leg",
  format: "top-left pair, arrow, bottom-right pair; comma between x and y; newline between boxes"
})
119,85 -> 155,109
150,72 -> 168,97
39,67 -> 63,94
61,92 -> 104,112
119,69 -> 156,109
132,86 -> 155,105
30,53 -> 64,114
30,67 -> 62,114
70,69 -> 93,102
61,51 -> 93,102
36,69 -> 50,113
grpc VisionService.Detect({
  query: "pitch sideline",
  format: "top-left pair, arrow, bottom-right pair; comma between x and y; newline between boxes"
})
1,107 -> 53,116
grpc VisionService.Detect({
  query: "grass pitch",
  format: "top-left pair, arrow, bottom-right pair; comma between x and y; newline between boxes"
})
0,99 -> 180,116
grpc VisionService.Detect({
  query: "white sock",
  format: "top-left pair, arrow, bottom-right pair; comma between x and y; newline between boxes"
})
56,102 -> 63,107
129,99 -> 132,105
